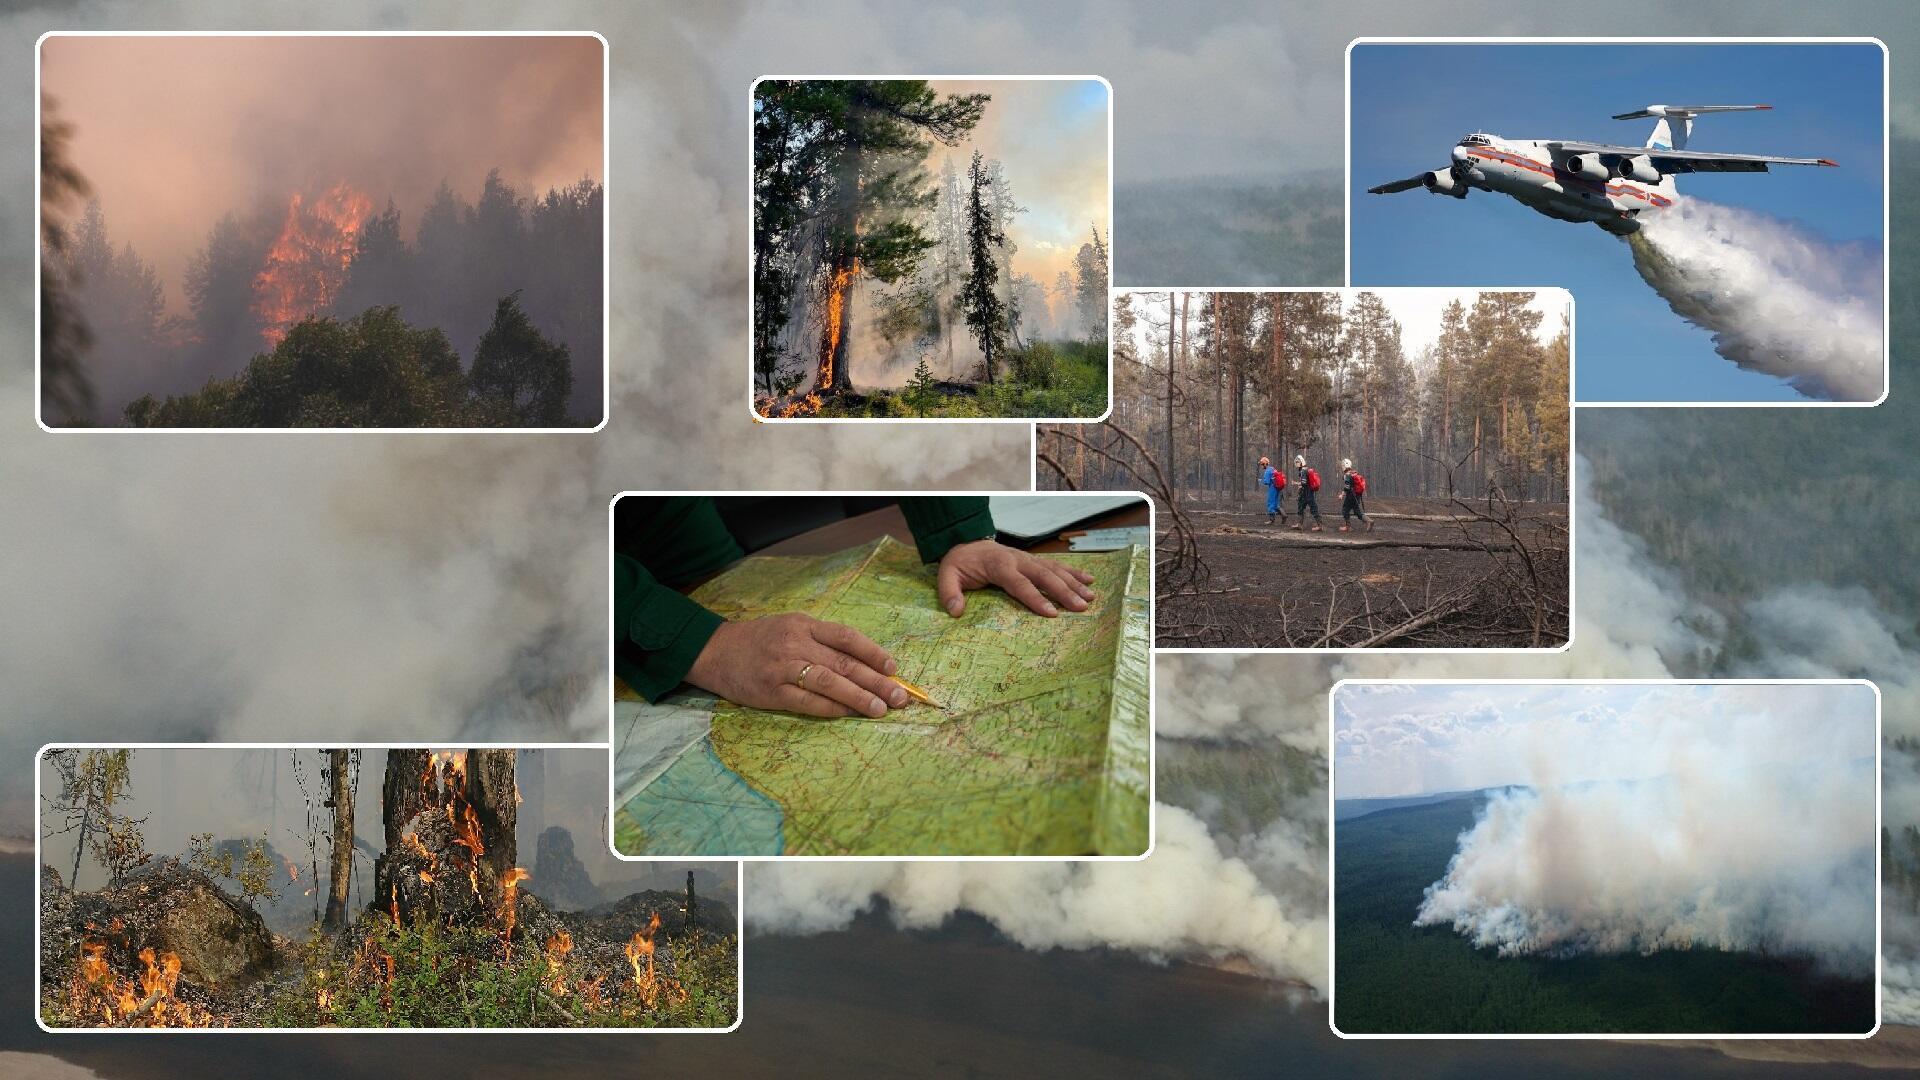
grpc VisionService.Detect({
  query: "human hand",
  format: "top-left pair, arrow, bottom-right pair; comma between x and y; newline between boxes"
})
685,613 -> 906,719
935,538 -> 1096,618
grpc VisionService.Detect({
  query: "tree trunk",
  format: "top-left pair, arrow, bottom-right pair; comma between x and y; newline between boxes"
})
1166,293 -> 1180,504
465,749 -> 519,885
323,749 -> 353,931
374,749 -> 432,916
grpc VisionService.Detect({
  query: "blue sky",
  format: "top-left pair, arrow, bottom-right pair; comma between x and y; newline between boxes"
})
1348,42 -> 1883,402
1332,682 -> 1876,800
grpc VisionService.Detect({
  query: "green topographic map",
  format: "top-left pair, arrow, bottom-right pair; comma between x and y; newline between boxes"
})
613,536 -> 1150,856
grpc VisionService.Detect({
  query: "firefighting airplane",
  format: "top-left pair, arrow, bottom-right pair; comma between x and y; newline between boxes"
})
1366,104 -> 1835,235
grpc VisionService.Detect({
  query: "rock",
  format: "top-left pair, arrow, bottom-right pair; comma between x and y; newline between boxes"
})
529,826 -> 602,911
41,857 -> 275,996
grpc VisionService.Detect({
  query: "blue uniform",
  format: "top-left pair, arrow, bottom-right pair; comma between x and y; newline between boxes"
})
1259,465 -> 1280,515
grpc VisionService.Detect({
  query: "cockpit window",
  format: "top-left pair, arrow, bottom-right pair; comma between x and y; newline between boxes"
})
1459,133 -> 1492,147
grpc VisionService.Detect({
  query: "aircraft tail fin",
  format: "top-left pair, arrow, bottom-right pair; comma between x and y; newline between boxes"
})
1611,104 -> 1772,152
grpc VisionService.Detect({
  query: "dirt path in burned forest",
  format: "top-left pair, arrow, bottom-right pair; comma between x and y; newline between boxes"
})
1158,497 -> 1570,649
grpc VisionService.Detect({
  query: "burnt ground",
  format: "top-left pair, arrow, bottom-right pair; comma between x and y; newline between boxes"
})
1159,496 -> 1569,649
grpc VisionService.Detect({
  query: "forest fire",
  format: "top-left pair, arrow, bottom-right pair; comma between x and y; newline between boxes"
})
251,182 -> 373,346
68,939 -> 210,1027
499,867 -> 531,958
816,261 -> 858,390
622,910 -> 685,1008
544,930 -> 573,994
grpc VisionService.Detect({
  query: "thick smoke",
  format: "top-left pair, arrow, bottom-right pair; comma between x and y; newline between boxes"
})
1412,721 -> 1877,973
0,4 -> 1035,829
748,803 -> 1327,992
1628,197 -> 1883,401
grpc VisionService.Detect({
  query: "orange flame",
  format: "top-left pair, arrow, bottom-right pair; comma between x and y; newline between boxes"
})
622,911 -> 687,1008
251,182 -> 374,346
68,939 -> 210,1027
544,930 -> 573,995
499,867 -> 531,959
816,260 -> 858,392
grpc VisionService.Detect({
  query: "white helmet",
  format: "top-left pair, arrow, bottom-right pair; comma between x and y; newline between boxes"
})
1341,458 -> 1352,471
1293,454 -> 1306,468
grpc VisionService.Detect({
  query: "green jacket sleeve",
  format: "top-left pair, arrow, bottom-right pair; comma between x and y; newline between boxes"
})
899,496 -> 996,563
614,553 -> 726,704
612,497 -> 744,703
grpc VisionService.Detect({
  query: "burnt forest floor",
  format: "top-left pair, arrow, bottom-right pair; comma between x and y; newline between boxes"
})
1159,496 -> 1569,649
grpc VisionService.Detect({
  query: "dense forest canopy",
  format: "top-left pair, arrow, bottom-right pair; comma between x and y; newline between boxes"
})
41,169 -> 603,428
1041,289 -> 1569,504
753,79 -> 1110,418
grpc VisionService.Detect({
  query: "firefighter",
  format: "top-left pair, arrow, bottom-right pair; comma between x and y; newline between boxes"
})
1339,458 -> 1372,532
1291,455 -> 1323,532
1257,455 -> 1286,525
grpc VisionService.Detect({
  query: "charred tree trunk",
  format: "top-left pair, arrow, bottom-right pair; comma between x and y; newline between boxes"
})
374,749 -> 432,919
323,749 -> 353,931
373,750 -> 520,932
465,749 -> 518,884
816,148 -> 861,397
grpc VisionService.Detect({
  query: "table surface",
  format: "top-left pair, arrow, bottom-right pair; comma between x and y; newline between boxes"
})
759,499 -> 1149,556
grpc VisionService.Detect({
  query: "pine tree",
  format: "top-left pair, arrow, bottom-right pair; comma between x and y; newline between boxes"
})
905,354 -> 938,416
959,150 -> 1008,383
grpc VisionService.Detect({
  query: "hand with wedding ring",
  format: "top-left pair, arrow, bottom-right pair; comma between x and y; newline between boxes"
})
685,612 -> 907,719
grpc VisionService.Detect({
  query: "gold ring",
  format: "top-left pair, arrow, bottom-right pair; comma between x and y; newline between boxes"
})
795,662 -> 814,689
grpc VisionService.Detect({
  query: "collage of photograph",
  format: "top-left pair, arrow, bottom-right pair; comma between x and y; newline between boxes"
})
6,8 -> 1914,1079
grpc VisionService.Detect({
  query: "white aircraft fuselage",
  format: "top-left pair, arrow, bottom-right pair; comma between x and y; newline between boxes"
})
1444,134 -> 1673,236
1369,106 -> 1834,237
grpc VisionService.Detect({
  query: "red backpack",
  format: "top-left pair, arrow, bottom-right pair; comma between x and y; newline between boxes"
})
1352,472 -> 1367,496
1270,468 -> 1287,490
1306,468 -> 1321,492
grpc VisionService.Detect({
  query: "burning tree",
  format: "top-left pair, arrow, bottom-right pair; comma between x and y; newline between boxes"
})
371,750 -> 519,934
252,183 -> 375,346
752,80 -> 986,410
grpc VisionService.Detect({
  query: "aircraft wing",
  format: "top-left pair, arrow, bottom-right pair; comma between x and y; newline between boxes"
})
1548,140 -> 1836,174
1367,173 -> 1430,194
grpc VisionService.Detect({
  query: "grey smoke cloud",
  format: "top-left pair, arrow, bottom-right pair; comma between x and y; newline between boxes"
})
1407,695 -> 1877,974
1,0 -> 1918,1048
748,803 -> 1330,992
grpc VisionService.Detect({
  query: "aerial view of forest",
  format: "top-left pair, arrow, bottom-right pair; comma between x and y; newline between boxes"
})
1332,683 -> 1877,1036
752,79 -> 1111,419
38,35 -> 605,429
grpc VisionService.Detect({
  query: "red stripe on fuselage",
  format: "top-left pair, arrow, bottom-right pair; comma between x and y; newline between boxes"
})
1464,147 -> 1673,208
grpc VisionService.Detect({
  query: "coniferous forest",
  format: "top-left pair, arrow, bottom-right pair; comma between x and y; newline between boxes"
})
752,79 -> 1111,419
41,115 -> 603,428
1040,289 -> 1571,648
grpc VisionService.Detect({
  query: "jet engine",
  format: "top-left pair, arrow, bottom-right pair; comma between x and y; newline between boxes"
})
1613,154 -> 1662,185
1422,169 -> 1467,198
1563,153 -> 1610,182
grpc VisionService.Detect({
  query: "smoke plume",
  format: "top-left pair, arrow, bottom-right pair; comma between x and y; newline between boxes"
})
1628,197 -> 1883,401
1412,723 -> 1877,974
748,803 -> 1328,992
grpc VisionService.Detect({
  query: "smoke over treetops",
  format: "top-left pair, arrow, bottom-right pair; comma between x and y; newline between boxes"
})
40,34 -> 607,423
1330,683 -> 1880,974
41,34 -> 603,307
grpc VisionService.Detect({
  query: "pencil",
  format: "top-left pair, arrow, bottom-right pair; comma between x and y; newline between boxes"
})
889,675 -> 946,709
